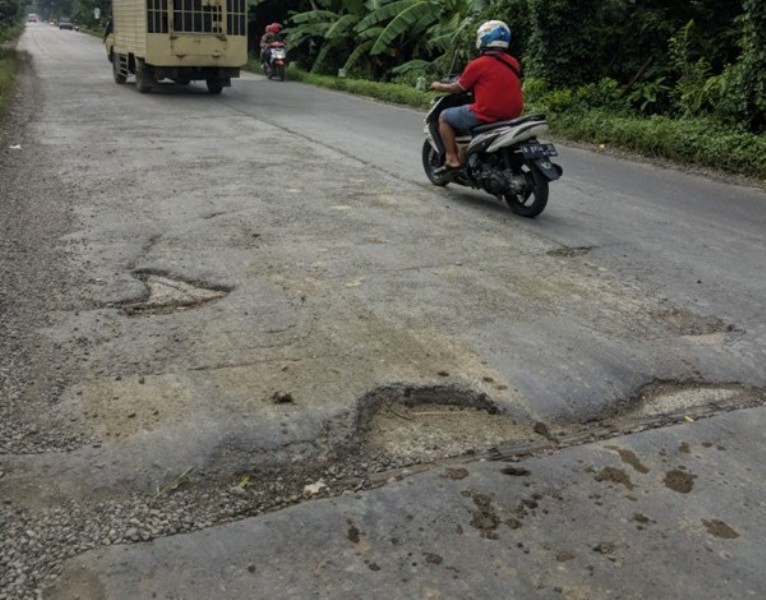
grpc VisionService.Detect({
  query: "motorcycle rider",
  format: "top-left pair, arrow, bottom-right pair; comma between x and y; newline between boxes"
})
260,23 -> 282,69
431,21 -> 524,174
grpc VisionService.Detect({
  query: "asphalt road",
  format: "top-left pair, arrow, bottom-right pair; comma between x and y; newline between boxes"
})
219,67 -> 766,334
2,24 -> 766,599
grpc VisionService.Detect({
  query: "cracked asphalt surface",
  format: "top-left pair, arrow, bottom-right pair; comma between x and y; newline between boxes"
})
1,24 -> 765,599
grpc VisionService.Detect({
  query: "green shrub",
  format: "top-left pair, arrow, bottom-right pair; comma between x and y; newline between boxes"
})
283,65 -> 436,110
527,77 -> 626,114
575,78 -> 624,110
0,23 -> 21,43
0,47 -> 18,124
549,109 -> 766,178
624,76 -> 673,115
668,20 -> 711,117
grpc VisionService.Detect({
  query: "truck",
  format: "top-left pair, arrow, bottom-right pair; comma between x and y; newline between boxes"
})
104,0 -> 247,94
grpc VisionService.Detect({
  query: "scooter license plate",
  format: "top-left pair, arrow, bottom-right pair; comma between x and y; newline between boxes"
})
520,143 -> 558,158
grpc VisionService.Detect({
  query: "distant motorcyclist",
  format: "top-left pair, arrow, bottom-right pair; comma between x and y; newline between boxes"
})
431,21 -> 524,173
260,23 -> 282,69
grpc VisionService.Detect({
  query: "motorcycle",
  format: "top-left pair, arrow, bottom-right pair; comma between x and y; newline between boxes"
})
422,87 -> 563,218
263,42 -> 287,82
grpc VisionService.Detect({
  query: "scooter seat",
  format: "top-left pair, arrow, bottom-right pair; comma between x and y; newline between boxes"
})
471,114 -> 546,135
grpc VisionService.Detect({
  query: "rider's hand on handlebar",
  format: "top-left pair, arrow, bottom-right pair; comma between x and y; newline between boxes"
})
431,80 -> 462,94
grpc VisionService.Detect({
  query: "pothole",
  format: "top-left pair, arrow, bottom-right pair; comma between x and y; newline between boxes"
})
652,308 -> 733,337
629,382 -> 759,419
120,273 -> 230,315
356,386 -> 532,462
546,245 -> 594,257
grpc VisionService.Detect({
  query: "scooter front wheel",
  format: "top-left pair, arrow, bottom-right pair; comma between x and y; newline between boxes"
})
421,140 -> 450,187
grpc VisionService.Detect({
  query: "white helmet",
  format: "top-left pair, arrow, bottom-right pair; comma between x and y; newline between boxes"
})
476,20 -> 512,51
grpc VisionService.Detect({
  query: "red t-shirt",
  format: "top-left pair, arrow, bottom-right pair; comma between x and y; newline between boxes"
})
458,53 -> 524,123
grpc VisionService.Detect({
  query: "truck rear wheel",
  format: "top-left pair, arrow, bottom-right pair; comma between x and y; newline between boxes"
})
206,77 -> 224,95
135,60 -> 154,94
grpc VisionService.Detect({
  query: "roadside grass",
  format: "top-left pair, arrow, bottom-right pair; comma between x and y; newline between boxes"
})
78,25 -> 107,38
288,67 -> 436,110
0,46 -> 19,133
246,58 -> 435,109
549,110 -> 766,180
260,61 -> 766,180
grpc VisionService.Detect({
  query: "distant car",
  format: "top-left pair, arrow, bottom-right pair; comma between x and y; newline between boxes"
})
59,18 -> 73,30
27,14 -> 38,23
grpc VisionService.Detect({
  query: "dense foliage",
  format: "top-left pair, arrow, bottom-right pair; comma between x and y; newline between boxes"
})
0,0 -> 23,40
253,0 -> 765,134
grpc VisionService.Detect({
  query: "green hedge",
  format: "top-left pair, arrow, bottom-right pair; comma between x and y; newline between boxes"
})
251,61 -> 436,110
0,46 -> 17,128
0,23 -> 21,43
547,110 -> 766,179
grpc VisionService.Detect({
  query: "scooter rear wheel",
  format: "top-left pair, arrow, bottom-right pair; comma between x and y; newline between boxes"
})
504,161 -> 549,218
421,141 -> 450,187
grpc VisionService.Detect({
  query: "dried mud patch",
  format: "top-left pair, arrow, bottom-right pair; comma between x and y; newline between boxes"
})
702,519 -> 740,539
663,469 -> 696,494
593,466 -> 636,490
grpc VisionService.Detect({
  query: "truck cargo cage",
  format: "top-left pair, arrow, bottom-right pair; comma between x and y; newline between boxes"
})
226,0 -> 246,36
171,0 -> 223,35
147,0 -> 169,34
145,0 -> 245,37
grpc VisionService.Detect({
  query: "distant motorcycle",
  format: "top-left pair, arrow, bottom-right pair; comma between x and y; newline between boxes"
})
423,87 -> 563,218
263,42 -> 287,82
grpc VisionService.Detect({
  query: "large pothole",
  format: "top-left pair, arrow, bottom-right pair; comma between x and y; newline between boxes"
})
628,382 -> 762,420
355,386 -> 533,462
120,272 -> 230,315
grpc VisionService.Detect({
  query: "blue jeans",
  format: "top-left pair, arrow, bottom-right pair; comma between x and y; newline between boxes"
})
441,105 -> 484,134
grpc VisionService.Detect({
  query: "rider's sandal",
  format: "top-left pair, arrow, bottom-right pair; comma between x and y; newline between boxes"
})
434,165 -> 460,178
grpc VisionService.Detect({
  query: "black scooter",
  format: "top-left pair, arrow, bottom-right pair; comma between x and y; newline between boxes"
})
423,88 -> 563,218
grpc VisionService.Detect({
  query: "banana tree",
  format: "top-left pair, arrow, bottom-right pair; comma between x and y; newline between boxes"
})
286,0 -> 488,76
357,0 -> 489,76
285,0 -> 384,73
